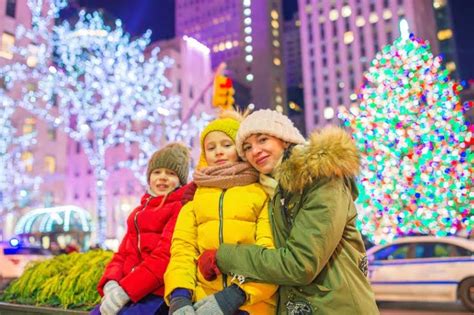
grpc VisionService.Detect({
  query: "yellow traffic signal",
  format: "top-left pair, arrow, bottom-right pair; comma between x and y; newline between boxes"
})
212,75 -> 235,110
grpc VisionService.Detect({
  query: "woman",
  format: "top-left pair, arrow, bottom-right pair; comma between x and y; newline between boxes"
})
198,109 -> 379,314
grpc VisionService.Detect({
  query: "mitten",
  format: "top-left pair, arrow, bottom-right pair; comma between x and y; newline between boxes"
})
99,284 -> 130,315
197,249 -> 221,281
103,280 -> 119,296
194,285 -> 246,315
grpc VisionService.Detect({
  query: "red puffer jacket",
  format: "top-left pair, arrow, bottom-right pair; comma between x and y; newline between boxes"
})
97,184 -> 193,302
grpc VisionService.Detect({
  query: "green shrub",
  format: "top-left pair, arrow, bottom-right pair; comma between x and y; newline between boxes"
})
0,250 -> 113,310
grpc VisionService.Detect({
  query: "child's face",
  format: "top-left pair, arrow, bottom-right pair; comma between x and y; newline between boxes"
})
242,133 -> 288,174
149,168 -> 180,196
204,131 -> 239,167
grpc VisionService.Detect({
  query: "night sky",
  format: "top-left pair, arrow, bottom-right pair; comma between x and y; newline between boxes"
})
76,0 -> 298,39
76,0 -> 175,41
75,0 -> 473,81
449,0 -> 474,81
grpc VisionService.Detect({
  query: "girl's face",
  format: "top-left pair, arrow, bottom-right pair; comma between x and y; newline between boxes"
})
242,133 -> 288,175
149,168 -> 180,196
204,131 -> 239,167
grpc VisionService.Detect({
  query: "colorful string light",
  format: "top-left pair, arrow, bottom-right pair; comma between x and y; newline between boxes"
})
339,35 -> 473,244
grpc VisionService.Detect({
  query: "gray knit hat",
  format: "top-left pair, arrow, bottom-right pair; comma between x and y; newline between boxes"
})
236,109 -> 305,159
146,143 -> 190,185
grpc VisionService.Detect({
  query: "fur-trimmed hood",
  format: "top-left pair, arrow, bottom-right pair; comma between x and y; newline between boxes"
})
275,126 -> 360,193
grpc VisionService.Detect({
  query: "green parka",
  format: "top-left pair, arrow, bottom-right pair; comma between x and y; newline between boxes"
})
216,126 -> 379,314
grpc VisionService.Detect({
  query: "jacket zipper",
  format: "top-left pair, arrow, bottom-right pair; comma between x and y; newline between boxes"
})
134,195 -> 152,258
218,189 -> 227,288
268,197 -> 276,238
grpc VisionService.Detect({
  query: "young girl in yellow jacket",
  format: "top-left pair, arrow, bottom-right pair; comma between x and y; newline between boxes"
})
164,111 -> 277,315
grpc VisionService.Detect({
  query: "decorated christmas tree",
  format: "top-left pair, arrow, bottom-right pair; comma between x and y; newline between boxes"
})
339,35 -> 473,244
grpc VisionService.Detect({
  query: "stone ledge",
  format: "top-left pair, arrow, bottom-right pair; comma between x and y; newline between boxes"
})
0,302 -> 88,314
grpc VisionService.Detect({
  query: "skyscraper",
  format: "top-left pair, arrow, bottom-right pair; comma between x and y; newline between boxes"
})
175,0 -> 287,112
299,0 -> 438,132
432,0 -> 458,79
283,12 -> 305,134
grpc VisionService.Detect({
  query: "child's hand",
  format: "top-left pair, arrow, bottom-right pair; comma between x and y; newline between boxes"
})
198,249 -> 221,281
99,284 -> 129,315
194,285 -> 245,315
103,280 -> 119,296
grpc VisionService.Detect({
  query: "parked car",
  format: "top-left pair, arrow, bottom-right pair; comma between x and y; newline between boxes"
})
367,236 -> 474,311
0,243 -> 52,289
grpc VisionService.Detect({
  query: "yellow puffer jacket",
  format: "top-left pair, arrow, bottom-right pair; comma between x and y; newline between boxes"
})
164,183 -> 277,314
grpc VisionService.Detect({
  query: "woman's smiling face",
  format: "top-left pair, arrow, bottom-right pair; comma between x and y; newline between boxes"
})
242,133 -> 288,174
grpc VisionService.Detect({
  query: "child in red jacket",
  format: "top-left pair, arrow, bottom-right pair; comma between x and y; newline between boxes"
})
92,143 -> 192,315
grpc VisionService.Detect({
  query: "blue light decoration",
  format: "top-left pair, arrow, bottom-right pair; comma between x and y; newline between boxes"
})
0,0 -> 209,242
14,205 -> 92,235
9,237 -> 20,247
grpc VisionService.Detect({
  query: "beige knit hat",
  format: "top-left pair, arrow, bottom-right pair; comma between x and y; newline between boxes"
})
146,142 -> 190,185
236,109 -> 305,158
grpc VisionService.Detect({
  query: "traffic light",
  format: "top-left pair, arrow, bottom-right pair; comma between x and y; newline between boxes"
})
212,75 -> 235,110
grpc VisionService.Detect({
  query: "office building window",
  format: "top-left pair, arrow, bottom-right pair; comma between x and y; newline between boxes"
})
0,76 -> 6,90
45,156 -> 56,174
313,101 -> 318,111
47,127 -> 57,141
6,0 -> 16,18
0,32 -> 15,59
23,118 -> 36,134
21,151 -> 34,172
